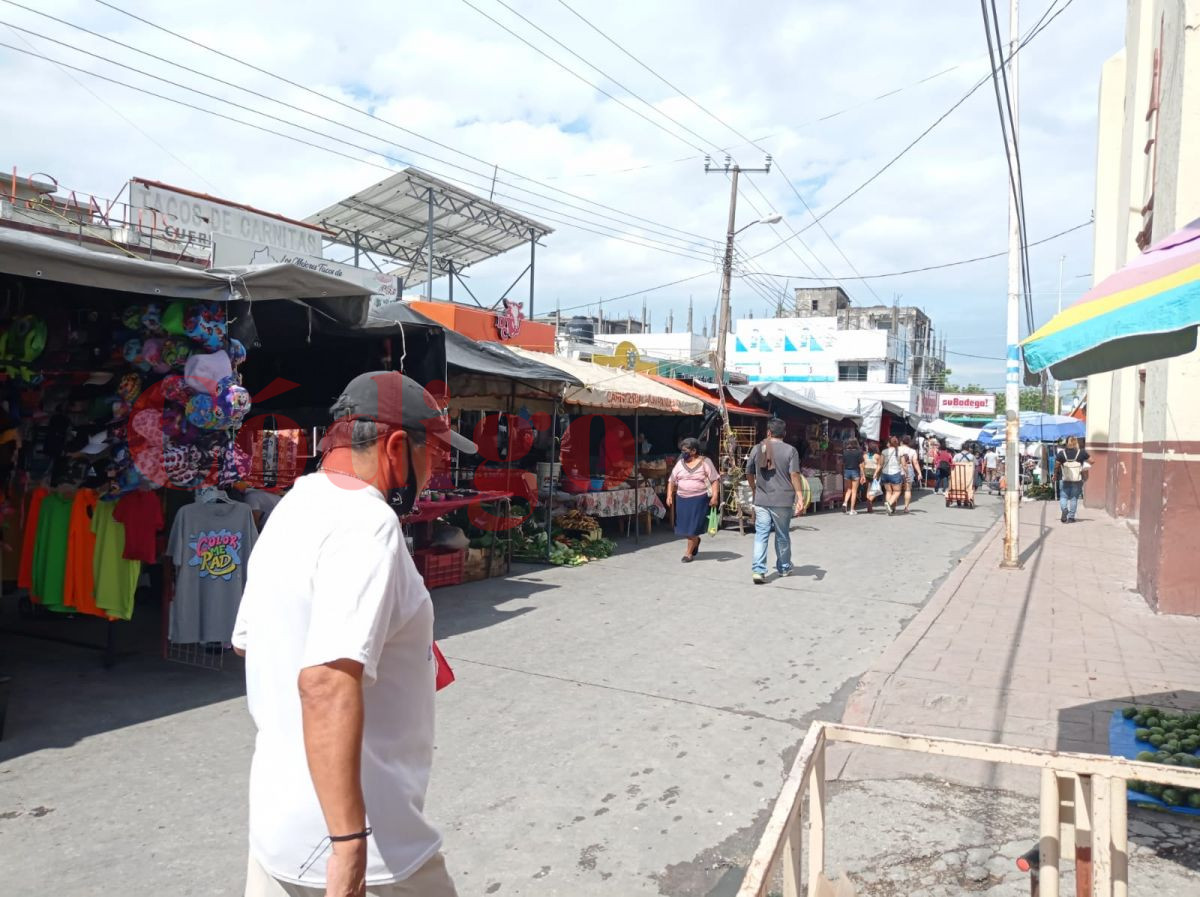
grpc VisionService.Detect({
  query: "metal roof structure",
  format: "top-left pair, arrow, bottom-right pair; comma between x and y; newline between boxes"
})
305,168 -> 553,292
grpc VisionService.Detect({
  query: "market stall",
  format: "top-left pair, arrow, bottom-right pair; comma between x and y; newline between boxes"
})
349,302 -> 583,586
507,347 -> 704,564
0,229 -> 373,666
722,382 -> 862,512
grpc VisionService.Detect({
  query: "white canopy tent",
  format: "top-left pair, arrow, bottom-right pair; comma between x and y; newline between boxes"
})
917,418 -> 984,450
507,348 -> 703,415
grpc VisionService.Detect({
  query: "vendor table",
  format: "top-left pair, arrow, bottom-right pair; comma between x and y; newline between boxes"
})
573,487 -> 666,519
402,490 -> 515,580
402,490 -> 514,525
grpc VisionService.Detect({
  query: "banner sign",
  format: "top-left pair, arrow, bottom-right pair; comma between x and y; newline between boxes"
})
937,392 -> 996,415
129,179 -> 325,258
731,318 -> 837,383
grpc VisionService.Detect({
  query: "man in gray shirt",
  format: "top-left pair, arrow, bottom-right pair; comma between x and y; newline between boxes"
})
744,418 -> 805,584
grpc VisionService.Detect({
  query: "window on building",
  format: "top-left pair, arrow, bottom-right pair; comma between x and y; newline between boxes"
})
811,299 -> 820,311
838,362 -> 868,382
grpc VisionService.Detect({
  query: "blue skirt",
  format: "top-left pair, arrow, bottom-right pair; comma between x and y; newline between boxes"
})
674,493 -> 710,536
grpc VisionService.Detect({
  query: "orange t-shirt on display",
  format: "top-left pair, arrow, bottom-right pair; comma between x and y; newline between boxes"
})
17,487 -> 48,590
63,488 -> 103,617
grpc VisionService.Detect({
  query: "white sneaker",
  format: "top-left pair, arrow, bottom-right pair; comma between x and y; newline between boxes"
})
848,509 -> 857,515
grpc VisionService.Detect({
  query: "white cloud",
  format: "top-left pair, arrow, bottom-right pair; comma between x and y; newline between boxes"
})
0,0 -> 1125,389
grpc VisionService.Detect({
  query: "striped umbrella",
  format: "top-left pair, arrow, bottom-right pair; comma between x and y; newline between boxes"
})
1023,218 -> 1200,379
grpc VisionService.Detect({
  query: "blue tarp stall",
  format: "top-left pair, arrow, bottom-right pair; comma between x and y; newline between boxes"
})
977,412 -> 1086,446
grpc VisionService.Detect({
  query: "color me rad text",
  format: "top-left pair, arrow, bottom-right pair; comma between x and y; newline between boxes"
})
188,529 -> 245,581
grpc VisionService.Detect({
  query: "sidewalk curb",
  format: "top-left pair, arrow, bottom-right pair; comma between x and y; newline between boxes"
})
841,516 -> 1004,728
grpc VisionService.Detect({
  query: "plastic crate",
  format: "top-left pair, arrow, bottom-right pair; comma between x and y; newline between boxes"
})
412,548 -> 465,589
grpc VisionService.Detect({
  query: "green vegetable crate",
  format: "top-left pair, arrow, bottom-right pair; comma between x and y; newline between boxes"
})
1110,706 -> 1200,815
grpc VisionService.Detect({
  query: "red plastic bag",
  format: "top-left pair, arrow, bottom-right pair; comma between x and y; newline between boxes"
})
433,641 -> 455,691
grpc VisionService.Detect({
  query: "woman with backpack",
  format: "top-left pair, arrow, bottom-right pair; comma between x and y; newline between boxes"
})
877,436 -> 908,515
1055,436 -> 1089,523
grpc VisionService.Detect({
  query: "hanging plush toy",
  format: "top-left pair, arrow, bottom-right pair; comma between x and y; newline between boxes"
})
185,392 -> 225,430
142,337 -> 168,374
140,303 -> 164,336
162,301 -> 187,336
117,372 -> 143,403
215,375 -> 251,427
218,440 -> 252,486
161,338 -> 192,371
122,338 -> 150,372
121,305 -> 145,331
227,338 -> 247,368
184,302 -> 227,350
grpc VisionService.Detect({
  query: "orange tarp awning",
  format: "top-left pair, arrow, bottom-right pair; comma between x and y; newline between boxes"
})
648,376 -> 770,417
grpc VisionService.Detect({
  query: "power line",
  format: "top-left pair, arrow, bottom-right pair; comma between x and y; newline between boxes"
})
541,0 -> 880,302
74,0 -> 722,248
0,33 -> 727,266
749,220 -> 1091,280
743,0 -> 1078,263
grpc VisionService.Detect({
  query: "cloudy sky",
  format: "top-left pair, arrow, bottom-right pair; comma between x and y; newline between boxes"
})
1,0 -> 1125,388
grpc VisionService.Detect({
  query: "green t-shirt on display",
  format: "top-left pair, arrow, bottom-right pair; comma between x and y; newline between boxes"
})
32,493 -> 73,611
92,499 -> 142,621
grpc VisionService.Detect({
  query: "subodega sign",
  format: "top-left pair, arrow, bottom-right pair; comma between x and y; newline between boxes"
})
938,392 -> 996,415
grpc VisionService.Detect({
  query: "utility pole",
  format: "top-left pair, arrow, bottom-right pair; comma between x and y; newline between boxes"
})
1001,0 -> 1022,568
705,154 -> 774,459
687,295 -> 694,334
1054,254 -> 1065,415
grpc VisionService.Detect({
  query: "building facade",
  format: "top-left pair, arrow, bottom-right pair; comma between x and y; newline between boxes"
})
1087,0 -> 1200,614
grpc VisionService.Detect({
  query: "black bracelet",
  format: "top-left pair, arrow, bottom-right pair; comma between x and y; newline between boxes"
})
329,827 -> 373,843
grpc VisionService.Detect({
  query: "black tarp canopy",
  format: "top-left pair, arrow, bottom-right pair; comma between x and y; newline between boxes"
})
368,303 -> 579,409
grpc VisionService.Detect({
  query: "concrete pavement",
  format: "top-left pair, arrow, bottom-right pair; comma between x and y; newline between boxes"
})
1,486 -> 997,896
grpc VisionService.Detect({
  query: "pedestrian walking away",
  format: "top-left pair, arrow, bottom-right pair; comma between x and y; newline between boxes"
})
1055,435 -> 1089,523
899,435 -> 921,513
861,441 -> 880,512
666,437 -> 719,562
745,418 -> 805,583
233,371 -> 469,897
841,437 -> 865,514
934,445 -> 953,494
984,446 -> 999,489
877,436 -> 907,515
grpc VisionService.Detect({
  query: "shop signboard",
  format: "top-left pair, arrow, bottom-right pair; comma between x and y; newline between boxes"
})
731,317 -> 837,382
937,392 -> 996,415
211,236 -> 399,306
128,179 -> 326,258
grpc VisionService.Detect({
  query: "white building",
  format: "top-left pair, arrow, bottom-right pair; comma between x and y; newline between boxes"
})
730,316 -> 919,410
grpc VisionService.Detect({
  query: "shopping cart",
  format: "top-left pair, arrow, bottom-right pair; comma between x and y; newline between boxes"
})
945,461 -> 976,508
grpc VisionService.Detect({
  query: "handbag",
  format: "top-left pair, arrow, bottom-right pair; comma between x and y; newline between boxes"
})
433,641 -> 455,691
706,506 -> 720,536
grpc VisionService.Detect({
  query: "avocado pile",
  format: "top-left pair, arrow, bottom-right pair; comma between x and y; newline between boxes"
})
1122,705 -> 1200,809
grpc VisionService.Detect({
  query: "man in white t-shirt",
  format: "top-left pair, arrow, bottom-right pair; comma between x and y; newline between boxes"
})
234,372 -> 474,897
984,448 -> 999,481
899,434 -> 922,513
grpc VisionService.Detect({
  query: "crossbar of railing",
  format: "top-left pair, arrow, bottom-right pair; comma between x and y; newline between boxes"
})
737,721 -> 1200,897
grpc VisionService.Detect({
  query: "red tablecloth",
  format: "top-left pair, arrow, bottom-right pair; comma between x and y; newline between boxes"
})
402,491 -> 513,525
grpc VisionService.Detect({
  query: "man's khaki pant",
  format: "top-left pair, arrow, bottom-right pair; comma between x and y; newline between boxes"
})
245,852 -> 458,897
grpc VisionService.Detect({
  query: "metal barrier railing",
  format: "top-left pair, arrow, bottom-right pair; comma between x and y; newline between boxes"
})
738,722 -> 1200,897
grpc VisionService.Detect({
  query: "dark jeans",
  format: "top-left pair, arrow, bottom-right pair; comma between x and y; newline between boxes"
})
935,470 -> 949,491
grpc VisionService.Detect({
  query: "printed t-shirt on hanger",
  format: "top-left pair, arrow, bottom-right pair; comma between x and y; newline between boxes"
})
168,501 -> 258,644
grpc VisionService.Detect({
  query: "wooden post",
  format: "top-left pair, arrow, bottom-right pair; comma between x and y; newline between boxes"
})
1091,775 -> 1112,897
1040,769 -> 1061,897
805,748 -> 826,897
1110,777 -> 1127,897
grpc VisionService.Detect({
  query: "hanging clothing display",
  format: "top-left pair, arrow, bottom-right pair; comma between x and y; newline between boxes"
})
31,492 -> 72,610
113,489 -> 164,563
92,500 -> 141,621
168,499 -> 258,644
63,487 -> 102,616
17,486 -> 48,590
